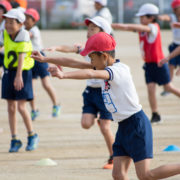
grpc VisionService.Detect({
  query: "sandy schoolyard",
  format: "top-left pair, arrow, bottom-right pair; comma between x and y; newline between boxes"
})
0,30 -> 180,180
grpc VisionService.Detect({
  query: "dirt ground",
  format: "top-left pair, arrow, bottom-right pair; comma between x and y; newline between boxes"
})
0,30 -> 180,180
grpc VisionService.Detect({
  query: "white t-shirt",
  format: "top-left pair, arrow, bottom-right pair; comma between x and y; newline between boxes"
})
85,55 -> 102,87
147,23 -> 158,43
101,60 -> 142,122
0,21 -> 5,33
29,26 -> 43,51
170,14 -> 180,45
0,21 -> 5,50
0,27 -> 30,45
94,7 -> 112,24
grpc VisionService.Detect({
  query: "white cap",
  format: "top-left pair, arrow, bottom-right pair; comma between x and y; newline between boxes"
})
136,3 -> 159,17
85,16 -> 112,35
3,9 -> 25,23
94,0 -> 107,6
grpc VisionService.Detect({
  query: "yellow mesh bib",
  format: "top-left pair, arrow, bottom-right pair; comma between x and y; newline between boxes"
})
3,30 -> 34,70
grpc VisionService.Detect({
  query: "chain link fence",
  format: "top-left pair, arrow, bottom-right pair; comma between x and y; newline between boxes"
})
27,0 -> 173,29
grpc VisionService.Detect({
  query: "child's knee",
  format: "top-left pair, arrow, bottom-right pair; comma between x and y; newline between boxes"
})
42,81 -> 50,90
99,122 -> 110,135
136,170 -> 154,180
8,104 -> 16,114
112,171 -> 127,180
81,119 -> 94,129
17,103 -> 25,113
164,83 -> 172,92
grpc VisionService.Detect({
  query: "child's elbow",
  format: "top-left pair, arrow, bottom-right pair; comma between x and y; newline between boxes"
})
87,70 -> 96,79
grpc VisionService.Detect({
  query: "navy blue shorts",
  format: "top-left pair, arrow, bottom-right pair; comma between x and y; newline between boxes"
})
0,52 -> 4,67
168,43 -> 180,67
1,69 -> 33,101
82,86 -> 113,120
113,110 -> 153,163
143,63 -> 170,85
32,52 -> 49,79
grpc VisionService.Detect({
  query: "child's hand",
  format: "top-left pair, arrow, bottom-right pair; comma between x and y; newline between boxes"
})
74,43 -> 83,49
48,66 -> 64,79
71,21 -> 79,27
14,75 -> 24,91
171,22 -> 180,28
31,51 -> 45,62
43,47 -> 56,52
158,57 -> 169,67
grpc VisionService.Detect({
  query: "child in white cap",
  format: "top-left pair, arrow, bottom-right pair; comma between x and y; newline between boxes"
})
36,16 -> 114,169
72,0 -> 112,27
93,0 -> 112,24
0,9 -> 39,152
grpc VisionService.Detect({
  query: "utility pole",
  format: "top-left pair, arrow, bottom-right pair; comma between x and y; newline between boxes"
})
118,0 -> 124,23
41,0 -> 47,29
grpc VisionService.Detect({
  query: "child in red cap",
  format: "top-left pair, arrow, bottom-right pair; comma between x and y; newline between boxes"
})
32,32 -> 180,180
24,8 -> 60,120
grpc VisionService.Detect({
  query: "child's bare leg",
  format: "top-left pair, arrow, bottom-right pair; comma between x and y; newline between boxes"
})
81,113 -> 96,129
29,79 -> 37,110
169,64 -> 175,80
41,76 -> 58,106
147,83 -> 157,113
175,66 -> 180,76
112,156 -> 132,180
135,159 -> 180,180
164,82 -> 180,97
30,99 -> 36,111
7,100 -> 17,136
99,120 -> 114,156
18,100 -> 33,133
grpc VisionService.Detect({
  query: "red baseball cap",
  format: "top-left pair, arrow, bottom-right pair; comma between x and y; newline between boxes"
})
171,0 -> 180,9
80,32 -> 116,56
0,0 -> 12,12
25,8 -> 40,22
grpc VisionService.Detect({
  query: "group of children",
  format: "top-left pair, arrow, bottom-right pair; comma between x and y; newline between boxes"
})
0,0 -> 180,179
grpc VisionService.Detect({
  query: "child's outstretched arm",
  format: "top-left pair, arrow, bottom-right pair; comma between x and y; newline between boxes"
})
112,23 -> 151,32
48,66 -> 110,80
158,14 -> 171,22
14,53 -> 25,91
43,44 -> 82,54
172,22 -> 180,28
31,51 -> 92,69
158,46 -> 180,67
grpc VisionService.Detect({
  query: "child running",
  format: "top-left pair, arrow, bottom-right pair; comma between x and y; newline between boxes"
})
158,0 -> 180,96
44,16 -> 114,169
0,9 -> 39,152
33,32 -> 180,180
112,3 -> 180,124
24,8 -> 60,120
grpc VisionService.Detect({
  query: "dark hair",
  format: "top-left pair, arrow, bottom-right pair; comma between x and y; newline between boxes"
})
0,5 -> 7,13
99,27 -> 104,32
145,14 -> 158,23
15,19 -> 21,24
94,50 -> 115,58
